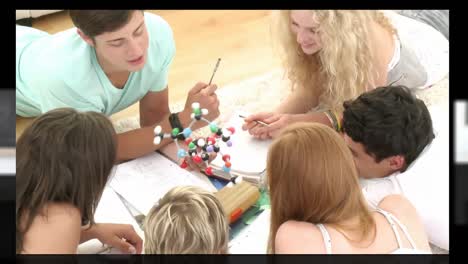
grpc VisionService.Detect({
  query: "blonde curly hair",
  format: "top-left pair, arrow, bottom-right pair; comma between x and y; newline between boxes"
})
272,10 -> 396,111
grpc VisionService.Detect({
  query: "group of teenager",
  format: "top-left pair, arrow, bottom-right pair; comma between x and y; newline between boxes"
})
16,10 -> 449,254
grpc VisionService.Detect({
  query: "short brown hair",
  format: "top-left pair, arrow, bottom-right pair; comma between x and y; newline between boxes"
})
69,10 -> 142,38
144,186 -> 229,254
16,108 -> 117,253
342,85 -> 434,172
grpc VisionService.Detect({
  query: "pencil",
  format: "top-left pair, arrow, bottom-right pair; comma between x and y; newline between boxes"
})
238,114 -> 270,127
208,58 -> 221,85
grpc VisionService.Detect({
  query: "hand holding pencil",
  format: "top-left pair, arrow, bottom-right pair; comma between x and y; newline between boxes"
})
238,114 -> 270,127
241,112 -> 295,140
184,58 -> 222,122
181,58 -> 223,172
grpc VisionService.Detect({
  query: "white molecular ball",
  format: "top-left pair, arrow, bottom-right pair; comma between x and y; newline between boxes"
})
222,128 -> 231,137
192,102 -> 200,109
154,125 -> 162,134
190,113 -> 195,120
201,108 -> 209,115
197,139 -> 206,147
226,182 -> 233,188
153,137 -> 162,145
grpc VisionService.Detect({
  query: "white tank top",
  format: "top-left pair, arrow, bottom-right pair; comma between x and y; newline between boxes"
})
316,208 -> 431,254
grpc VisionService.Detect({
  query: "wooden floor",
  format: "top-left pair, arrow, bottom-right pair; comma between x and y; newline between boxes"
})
16,10 -> 281,139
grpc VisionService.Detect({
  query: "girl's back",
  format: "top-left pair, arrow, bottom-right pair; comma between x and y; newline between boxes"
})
274,195 -> 431,254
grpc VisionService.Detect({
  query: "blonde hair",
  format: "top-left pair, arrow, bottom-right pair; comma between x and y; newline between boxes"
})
266,123 -> 376,253
143,186 -> 229,254
272,10 -> 396,111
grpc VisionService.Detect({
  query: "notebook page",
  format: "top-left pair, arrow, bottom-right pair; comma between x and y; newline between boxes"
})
77,186 -> 143,254
109,152 -> 216,215
211,111 -> 272,175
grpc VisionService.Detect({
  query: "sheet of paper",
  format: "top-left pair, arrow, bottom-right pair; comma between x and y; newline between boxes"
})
228,209 -> 271,254
212,110 -> 272,175
109,152 -> 216,215
77,186 -> 144,254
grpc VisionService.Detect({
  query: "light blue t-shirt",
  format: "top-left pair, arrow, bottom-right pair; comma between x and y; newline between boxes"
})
16,12 -> 175,117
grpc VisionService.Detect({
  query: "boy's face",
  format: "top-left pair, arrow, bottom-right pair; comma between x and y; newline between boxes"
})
343,133 -> 402,179
91,11 -> 149,73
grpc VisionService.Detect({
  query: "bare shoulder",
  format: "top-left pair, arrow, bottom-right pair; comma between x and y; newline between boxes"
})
378,194 -> 420,223
275,220 -> 326,254
378,195 -> 431,250
22,202 -> 82,254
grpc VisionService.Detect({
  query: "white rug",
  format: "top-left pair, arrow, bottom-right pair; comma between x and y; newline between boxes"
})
112,68 -> 449,254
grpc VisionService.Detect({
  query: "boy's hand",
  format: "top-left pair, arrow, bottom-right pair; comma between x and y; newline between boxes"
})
183,151 -> 217,173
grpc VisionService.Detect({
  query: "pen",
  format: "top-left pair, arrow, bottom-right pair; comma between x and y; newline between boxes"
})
238,114 -> 270,127
208,58 -> 221,85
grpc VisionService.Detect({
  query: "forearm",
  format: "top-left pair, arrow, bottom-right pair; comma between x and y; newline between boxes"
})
139,88 -> 171,128
140,109 -> 170,128
116,109 -> 196,163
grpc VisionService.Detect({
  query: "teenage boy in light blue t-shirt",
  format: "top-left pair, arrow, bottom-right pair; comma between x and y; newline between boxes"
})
16,10 -> 220,162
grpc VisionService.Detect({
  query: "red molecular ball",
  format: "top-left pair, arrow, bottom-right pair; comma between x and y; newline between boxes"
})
205,167 -> 213,176
192,155 -> 202,164
207,136 -> 216,145
225,161 -> 232,168
185,137 -> 193,145
222,154 -> 231,162
227,127 -> 235,134
180,160 -> 188,169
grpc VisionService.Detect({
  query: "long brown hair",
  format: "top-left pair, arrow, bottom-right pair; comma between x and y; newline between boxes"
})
266,123 -> 375,253
16,108 -> 117,253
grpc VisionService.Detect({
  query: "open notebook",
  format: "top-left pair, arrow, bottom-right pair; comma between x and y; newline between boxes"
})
108,151 -> 216,215
211,111 -> 272,184
77,186 -> 144,254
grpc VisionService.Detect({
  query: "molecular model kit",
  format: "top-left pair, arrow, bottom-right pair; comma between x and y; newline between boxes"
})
153,102 -> 242,187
